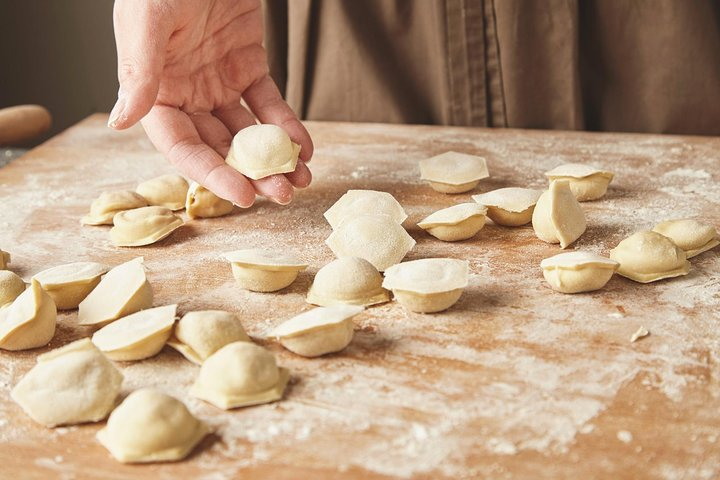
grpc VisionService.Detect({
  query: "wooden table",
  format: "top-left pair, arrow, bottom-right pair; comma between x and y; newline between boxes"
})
0,115 -> 718,479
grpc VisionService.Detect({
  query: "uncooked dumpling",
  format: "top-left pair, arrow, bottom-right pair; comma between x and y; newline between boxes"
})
545,163 -> 614,201
326,214 -> 416,271
652,219 -> 719,258
0,279 -> 56,351
0,249 -> 11,270
224,249 -> 308,292
33,262 -> 109,310
0,270 -> 25,306
78,258 -> 153,327
92,304 -> 176,361
136,174 -> 189,211
306,257 -> 390,307
419,151 -> 490,193
185,182 -> 234,219
540,251 -> 619,294
168,310 -> 250,365
110,206 -> 184,247
610,231 -> 691,283
383,258 -> 468,313
472,188 -> 543,226
11,338 -> 123,427
97,389 -> 208,464
324,190 -> 408,229
225,124 -> 300,180
418,203 -> 487,241
190,342 -> 289,409
81,190 -> 149,226
532,180 -> 586,248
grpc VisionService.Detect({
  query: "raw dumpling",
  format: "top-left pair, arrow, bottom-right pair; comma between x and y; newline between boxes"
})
224,249 -> 308,292
540,251 -> 619,293
326,214 -> 416,271
270,305 -> 363,357
306,257 -> 390,307
419,151 -> 490,193
652,219 -> 719,258
225,124 -> 300,180
185,182 -> 234,219
417,203 -> 487,241
0,279 -> 56,351
0,270 -> 26,306
383,258 -> 468,313
472,188 -> 543,226
190,342 -> 289,409
136,174 -> 189,211
78,258 -> 153,327
324,190 -> 407,229
110,206 -> 184,247
92,305 -> 177,361
11,338 -> 123,427
610,231 -> 691,283
545,163 -> 614,201
532,180 -> 587,248
168,310 -> 250,365
0,249 -> 10,270
81,190 -> 149,226
33,262 -> 109,310
97,389 -> 208,463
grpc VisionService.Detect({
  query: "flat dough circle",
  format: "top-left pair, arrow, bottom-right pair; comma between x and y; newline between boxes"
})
610,231 -> 691,283
306,257 -> 390,307
418,203 -> 487,241
532,180 -> 586,248
540,251 -> 619,294
324,190 -> 407,229
472,188 -> 543,226
545,163 -> 614,201
225,124 -> 300,180
652,219 -> 719,258
136,174 -> 189,211
110,206 -> 184,247
82,190 -> 149,226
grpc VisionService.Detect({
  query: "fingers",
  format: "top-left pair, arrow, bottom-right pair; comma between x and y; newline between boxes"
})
250,175 -> 295,206
214,103 -> 257,135
189,113 -> 232,157
285,161 -> 312,189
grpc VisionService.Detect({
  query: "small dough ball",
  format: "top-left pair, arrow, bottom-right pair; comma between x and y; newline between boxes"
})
419,151 -> 490,193
136,174 -> 189,211
33,262 -> 108,310
0,279 -> 56,351
324,190 -> 407,229
224,249 -> 308,292
540,251 -> 619,294
472,188 -> 543,227
97,389 -> 208,463
545,163 -> 614,201
81,190 -> 149,226
532,180 -> 586,248
92,305 -> 177,361
652,219 -> 719,258
185,182 -> 234,219
0,270 -> 26,306
610,231 -> 691,283
110,206 -> 184,247
306,257 -> 390,307
383,258 -> 468,313
0,249 -> 11,270
190,342 -> 290,409
225,124 -> 300,180
168,310 -> 250,365
417,203 -> 487,242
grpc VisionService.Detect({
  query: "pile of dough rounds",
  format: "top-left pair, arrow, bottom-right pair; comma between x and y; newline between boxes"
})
224,249 -> 308,292
185,182 -> 234,219
97,389 -> 208,463
532,180 -> 587,248
419,151 -> 490,193
110,206 -> 184,247
652,219 -> 719,258
0,248 -> 10,270
472,187 -> 543,226
306,257 -> 389,307
270,305 -> 364,357
610,231 -> 691,283
82,190 -> 148,226
32,261 -> 108,310
383,258 -> 469,313
540,251 -> 619,294
11,339 -> 123,427
0,279 -> 56,351
191,342 -> 290,410
0,270 -> 25,306
225,124 -> 300,180
418,203 -> 487,241
545,163 -> 614,201
324,189 -> 408,229
168,310 -> 250,365
136,174 -> 189,211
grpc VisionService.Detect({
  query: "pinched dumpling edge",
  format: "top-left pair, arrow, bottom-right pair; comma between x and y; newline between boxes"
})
419,151 -> 490,185
472,188 -> 543,213
82,191 -> 149,226
223,249 -> 308,271
110,206 -> 184,247
33,262 -> 109,289
383,258 -> 469,295
418,203 -> 487,228
271,305 -> 364,339
540,251 -> 619,270
545,163 -> 614,180
324,190 -> 408,229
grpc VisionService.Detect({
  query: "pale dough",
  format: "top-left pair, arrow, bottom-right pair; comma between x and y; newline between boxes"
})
110,206 -> 184,247
97,389 -> 208,463
418,203 -> 487,241
472,188 -> 543,226
540,251 -> 619,294
136,174 -> 189,211
545,163 -> 614,201
419,151 -> 490,193
224,249 -> 308,292
306,257 -> 390,307
185,182 -> 234,219
168,310 -> 250,365
610,231 -> 691,283
0,249 -> 10,270
652,218 -> 719,258
0,279 -> 56,351
81,190 -> 148,226
225,124 -> 300,180
382,258 -> 468,313
324,190 -> 408,229
32,261 -> 109,310
532,180 -> 587,248
0,270 -> 26,306
11,338 -> 123,427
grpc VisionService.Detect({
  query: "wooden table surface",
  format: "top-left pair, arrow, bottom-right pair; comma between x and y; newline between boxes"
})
0,115 -> 718,479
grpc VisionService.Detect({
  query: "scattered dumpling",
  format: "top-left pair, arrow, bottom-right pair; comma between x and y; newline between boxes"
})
225,124 -> 300,180
0,270 -> 26,306
11,338 -> 123,427
190,342 -> 289,410
92,305 -> 177,361
33,262 -> 109,310
0,248 -> 10,270
545,163 -> 614,201
419,151 -> 490,193
78,258 -> 153,327
652,219 -> 719,258
110,206 -> 184,247
383,258 -> 468,313
81,190 -> 149,226
610,231 -> 691,283
306,257 -> 390,307
532,180 -> 587,248
324,190 -> 407,229
472,187 -> 543,226
97,389 -> 208,464
270,305 -> 363,357
224,249 -> 308,292
417,203 -> 487,241
326,214 -> 416,271
0,279 -> 56,351
540,251 -> 619,294
136,174 -> 189,211
168,310 -> 250,365
185,182 -> 234,219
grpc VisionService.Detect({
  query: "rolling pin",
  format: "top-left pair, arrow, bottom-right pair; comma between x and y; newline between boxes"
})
0,105 -> 52,146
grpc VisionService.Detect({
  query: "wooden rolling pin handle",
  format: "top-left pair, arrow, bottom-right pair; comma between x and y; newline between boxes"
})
0,105 -> 52,146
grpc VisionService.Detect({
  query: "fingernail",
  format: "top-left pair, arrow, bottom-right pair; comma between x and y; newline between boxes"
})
108,96 -> 127,129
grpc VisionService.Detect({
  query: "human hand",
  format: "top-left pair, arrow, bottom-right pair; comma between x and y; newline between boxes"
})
109,0 -> 312,207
